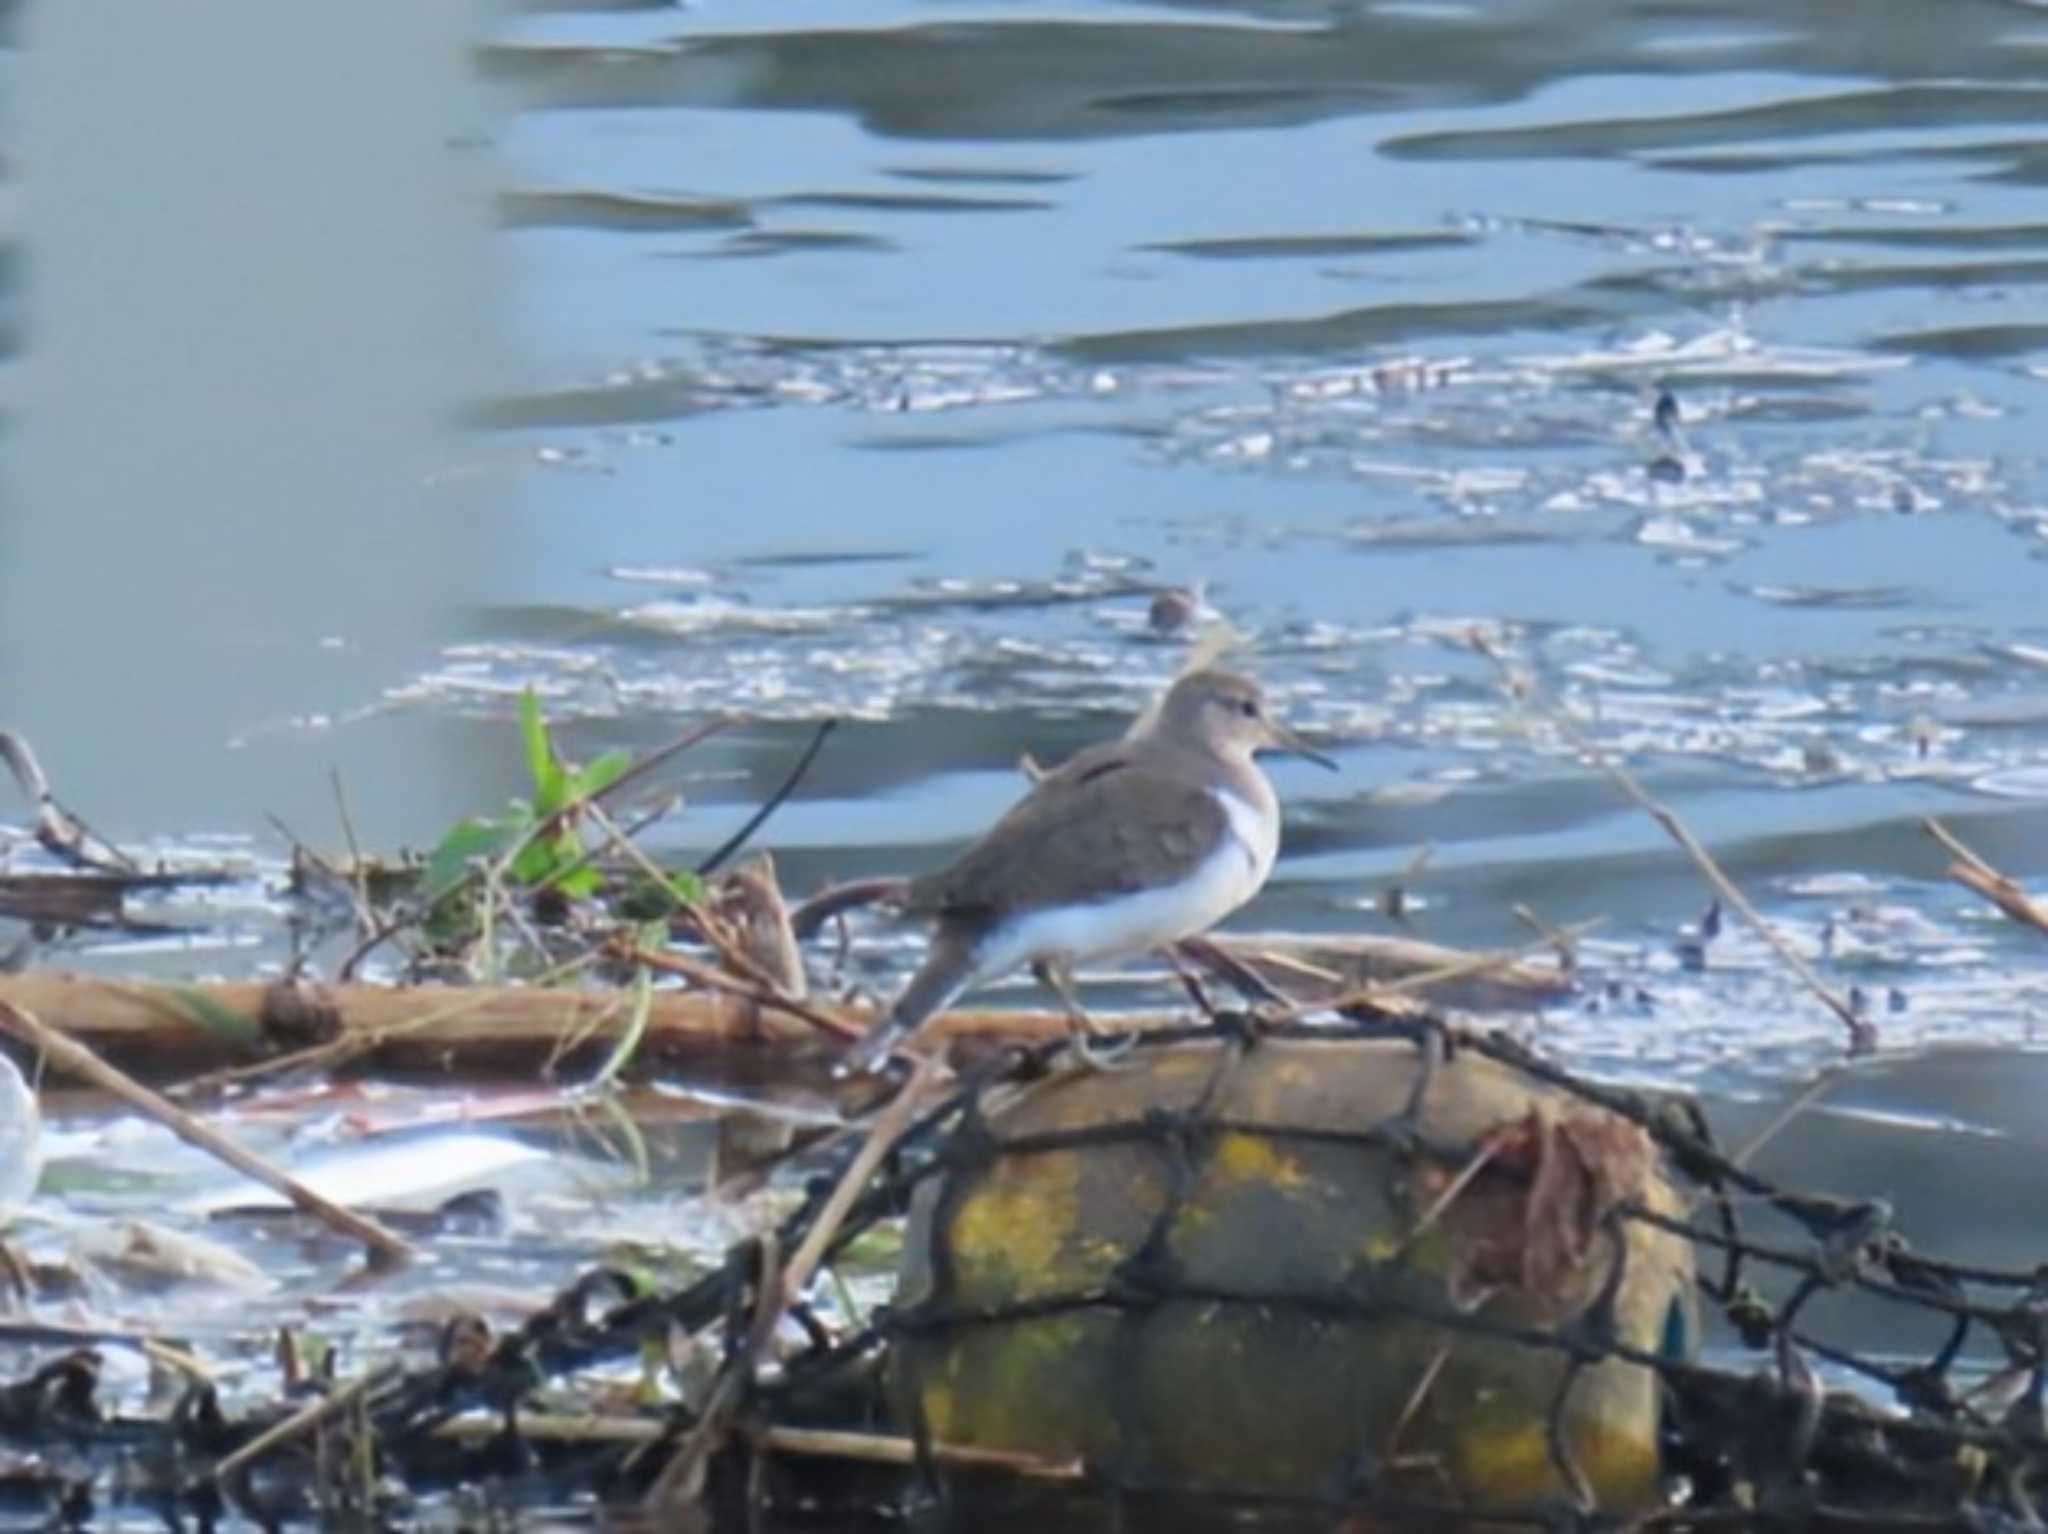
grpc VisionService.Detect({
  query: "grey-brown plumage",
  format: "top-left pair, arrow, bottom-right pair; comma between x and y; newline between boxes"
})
839,668 -> 1334,1075
905,745 -> 1229,917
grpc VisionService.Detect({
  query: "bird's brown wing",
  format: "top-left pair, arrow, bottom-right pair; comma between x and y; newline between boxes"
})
905,745 -> 1227,918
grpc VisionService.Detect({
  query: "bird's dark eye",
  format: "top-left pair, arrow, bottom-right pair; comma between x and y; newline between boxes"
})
1237,699 -> 1258,718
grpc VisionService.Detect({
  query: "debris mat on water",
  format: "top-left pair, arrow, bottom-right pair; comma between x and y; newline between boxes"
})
0,1011 -> 2039,1532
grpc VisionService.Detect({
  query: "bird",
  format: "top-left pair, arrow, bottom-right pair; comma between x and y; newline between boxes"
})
838,668 -> 1335,1075
1147,579 -> 1212,636
1648,387 -> 1691,483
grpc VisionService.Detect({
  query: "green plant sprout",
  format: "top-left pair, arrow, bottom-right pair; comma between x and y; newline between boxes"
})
421,691 -> 701,941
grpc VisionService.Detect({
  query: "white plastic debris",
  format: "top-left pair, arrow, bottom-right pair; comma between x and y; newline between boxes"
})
0,1052 -> 43,1216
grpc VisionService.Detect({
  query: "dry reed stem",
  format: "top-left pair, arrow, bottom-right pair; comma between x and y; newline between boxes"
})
0,1001 -> 414,1268
1731,1067 -> 1845,1171
427,1412 -> 1081,1478
207,1362 -> 404,1485
1924,817 -> 2048,939
1263,922 -> 1600,1026
753,1424 -> 1082,1478
617,942 -> 862,1043
637,1235 -> 784,1514
583,801 -> 809,1003
778,1055 -> 938,1307
1471,631 -> 1873,1054
640,1056 -> 938,1517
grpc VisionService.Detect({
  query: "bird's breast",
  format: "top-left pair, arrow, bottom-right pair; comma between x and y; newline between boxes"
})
1213,785 -> 1279,886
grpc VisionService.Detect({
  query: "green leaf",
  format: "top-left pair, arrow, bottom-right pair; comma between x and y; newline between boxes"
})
591,966 -> 654,1088
555,864 -> 604,900
424,817 -> 517,899
509,838 -> 560,887
520,689 -> 569,814
570,749 -> 633,801
667,870 -> 707,907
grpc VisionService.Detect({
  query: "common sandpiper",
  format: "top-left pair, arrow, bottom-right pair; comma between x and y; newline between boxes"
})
840,668 -> 1335,1074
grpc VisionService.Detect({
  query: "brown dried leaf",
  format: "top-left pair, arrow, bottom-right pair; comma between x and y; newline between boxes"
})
1462,1106 -> 1657,1303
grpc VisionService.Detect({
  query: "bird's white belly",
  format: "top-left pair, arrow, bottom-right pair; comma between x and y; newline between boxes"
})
972,788 -> 1274,980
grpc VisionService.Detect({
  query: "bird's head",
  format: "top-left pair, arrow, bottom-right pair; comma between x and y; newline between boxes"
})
1156,669 -> 1337,769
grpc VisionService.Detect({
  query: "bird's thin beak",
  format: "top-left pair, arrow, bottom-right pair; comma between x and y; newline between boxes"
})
1265,720 -> 1338,771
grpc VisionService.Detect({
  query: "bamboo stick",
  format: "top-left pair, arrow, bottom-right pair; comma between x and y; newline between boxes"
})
0,928 -> 1568,1088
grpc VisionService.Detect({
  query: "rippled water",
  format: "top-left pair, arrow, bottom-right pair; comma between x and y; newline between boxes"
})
361,13 -> 2048,1044
9,0 -> 2048,1087
474,0 -> 2048,1087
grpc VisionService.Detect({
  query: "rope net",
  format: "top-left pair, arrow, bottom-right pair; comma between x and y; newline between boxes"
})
1,1010 -> 2042,1532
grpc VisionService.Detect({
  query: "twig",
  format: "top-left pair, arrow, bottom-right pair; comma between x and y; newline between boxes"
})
0,729 -> 140,874
673,895 -> 804,1002
1216,945 -> 1346,989
640,1057 -> 937,1516
696,718 -> 838,877
616,941 -> 863,1043
1924,817 -> 2048,939
1390,1135 -> 1505,1261
268,813 -> 379,966
1263,922 -> 1601,1025
541,982 -> 631,1080
207,1362 -> 403,1485
1732,1068 -> 1845,1170
1472,631 -> 1873,1054
715,853 -> 808,1000
582,799 -> 801,1000
755,1424 -> 1081,1479
1383,1344 -> 1453,1464
1511,902 -> 1578,969
0,1001 -> 415,1269
1174,934 -> 1292,1006
585,801 -> 693,910
585,803 -> 821,1014
780,1056 -> 936,1303
426,1412 -> 1082,1478
638,1233 -> 784,1513
330,769 -> 373,933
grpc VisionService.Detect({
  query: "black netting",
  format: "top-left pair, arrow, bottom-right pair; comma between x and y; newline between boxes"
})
2,1010 -> 2043,1531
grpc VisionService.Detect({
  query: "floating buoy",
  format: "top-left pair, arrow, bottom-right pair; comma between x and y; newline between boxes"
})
888,1036 -> 1694,1524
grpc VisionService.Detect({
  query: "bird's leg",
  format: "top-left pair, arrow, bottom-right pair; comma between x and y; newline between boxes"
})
1032,958 -> 1135,1071
1161,944 -> 1219,1020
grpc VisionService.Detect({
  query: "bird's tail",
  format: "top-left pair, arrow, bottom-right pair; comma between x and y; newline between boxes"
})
836,928 -> 979,1077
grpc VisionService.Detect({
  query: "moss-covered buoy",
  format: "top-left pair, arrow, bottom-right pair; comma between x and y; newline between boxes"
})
887,1037 -> 1694,1523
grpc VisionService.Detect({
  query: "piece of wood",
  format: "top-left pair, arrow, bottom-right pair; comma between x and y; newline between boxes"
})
0,928 -> 1570,1089
0,970 -> 1122,1086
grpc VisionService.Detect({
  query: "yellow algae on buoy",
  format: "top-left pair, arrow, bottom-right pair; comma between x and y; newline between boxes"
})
889,1037 -> 1694,1523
